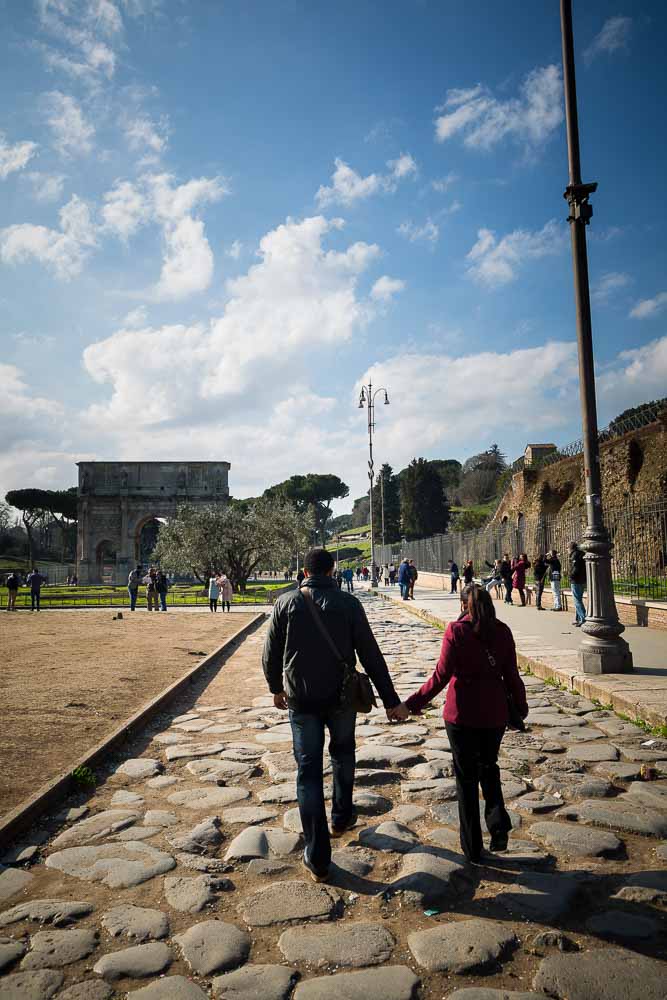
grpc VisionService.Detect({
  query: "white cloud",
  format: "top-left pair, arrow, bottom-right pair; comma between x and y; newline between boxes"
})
315,153 -> 417,206
431,172 -> 458,192
598,336 -> 667,413
0,194 -> 96,280
585,16 -> 632,65
388,152 -> 417,179
121,305 -> 149,327
124,115 -> 168,158
591,271 -> 631,305
630,291 -> 667,320
82,215 -> 381,427
37,1 -> 122,81
25,171 -> 67,202
152,216 -> 214,301
101,179 -> 149,239
44,91 -> 95,157
370,276 -> 406,302
397,219 -> 439,244
0,363 -> 63,420
147,172 -> 228,222
226,240 -> 242,260
0,133 -> 38,180
466,219 -> 565,287
434,65 -> 563,152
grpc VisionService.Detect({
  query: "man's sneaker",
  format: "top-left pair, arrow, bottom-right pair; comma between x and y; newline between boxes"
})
489,834 -> 508,853
302,852 -> 329,883
331,813 -> 358,838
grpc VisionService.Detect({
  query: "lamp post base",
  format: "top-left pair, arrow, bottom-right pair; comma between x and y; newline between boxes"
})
579,639 -> 633,675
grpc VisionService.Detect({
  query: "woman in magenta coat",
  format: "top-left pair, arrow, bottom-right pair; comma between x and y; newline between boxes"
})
391,584 -> 528,863
511,553 -> 531,607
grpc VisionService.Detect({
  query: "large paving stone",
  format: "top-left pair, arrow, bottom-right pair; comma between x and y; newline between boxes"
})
0,936 -> 25,970
532,772 -> 612,800
408,918 -> 518,973
46,842 -> 175,888
555,799 -> 667,837
101,904 -> 169,941
129,976 -> 208,999
223,807 -> 279,826
50,811 -> 138,849
253,725 -> 293,744
238,880 -> 341,927
143,810 -> 178,827
167,816 -> 223,854
211,964 -> 297,1000
116,758 -> 162,780
258,783 -> 298,804
355,769 -> 400,787
0,899 -> 93,928
611,869 -> 667,903
566,743 -> 619,764
167,787 -> 250,809
528,822 -> 621,858
585,910 -> 660,940
392,805 -> 426,824
401,778 -> 458,802
495,872 -> 579,922
533,947 -> 667,1000
57,981 -> 113,1000
407,760 -> 453,780
430,801 -> 521,830
93,941 -> 171,981
592,762 -> 642,783
292,965 -> 420,1000
331,848 -> 374,878
278,921 -> 394,967
0,970 -> 63,999
513,792 -> 561,814
21,927 -> 98,969
111,790 -> 144,807
623,781 -> 667,811
225,827 -> 300,861
174,919 -> 250,975
185,759 -> 260,782
356,745 -> 424,768
358,822 -> 420,853
353,791 -> 392,814
165,743 -> 225,762
391,847 -> 467,904
164,875 -> 227,913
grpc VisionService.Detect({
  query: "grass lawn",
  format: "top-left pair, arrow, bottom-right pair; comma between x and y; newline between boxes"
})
0,580 -> 291,608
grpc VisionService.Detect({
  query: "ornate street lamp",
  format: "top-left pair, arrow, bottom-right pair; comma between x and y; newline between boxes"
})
358,382 -> 390,588
559,0 -> 632,673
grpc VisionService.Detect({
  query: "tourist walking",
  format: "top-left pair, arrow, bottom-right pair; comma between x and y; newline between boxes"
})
397,558 -> 411,600
389,562 -> 396,586
143,568 -> 159,611
483,559 -> 503,597
27,567 -> 44,611
208,574 -> 220,612
342,567 -> 354,592
500,553 -> 513,604
569,541 -> 587,626
296,568 -> 305,586
546,549 -> 562,611
156,570 -> 170,611
383,565 -> 390,586
408,559 -> 418,599
533,553 -> 548,610
127,565 -> 141,611
511,553 -> 530,607
6,571 -> 19,611
218,572 -> 233,612
262,547 -> 401,882
448,560 -> 459,594
463,560 -> 474,587
390,584 -> 528,863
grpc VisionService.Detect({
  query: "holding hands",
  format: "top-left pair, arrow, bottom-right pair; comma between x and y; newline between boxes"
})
386,702 -> 410,723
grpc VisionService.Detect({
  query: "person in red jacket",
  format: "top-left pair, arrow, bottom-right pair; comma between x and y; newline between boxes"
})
511,553 -> 531,607
389,584 -> 528,863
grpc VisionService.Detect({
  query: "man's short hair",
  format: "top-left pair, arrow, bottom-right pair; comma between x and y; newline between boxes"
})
304,548 -> 335,575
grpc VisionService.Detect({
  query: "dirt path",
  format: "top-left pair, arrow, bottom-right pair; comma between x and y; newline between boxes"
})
0,610 -> 254,818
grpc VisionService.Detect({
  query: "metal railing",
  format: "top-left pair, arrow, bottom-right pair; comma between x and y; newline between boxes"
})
376,495 -> 667,600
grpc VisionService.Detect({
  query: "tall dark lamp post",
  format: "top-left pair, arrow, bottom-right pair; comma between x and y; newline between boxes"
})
359,381 -> 390,587
559,0 -> 632,673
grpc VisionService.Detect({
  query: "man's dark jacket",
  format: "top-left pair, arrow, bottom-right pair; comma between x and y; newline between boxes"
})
569,546 -> 587,585
262,575 -> 400,713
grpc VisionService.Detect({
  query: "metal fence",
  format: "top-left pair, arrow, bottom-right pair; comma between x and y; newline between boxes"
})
376,495 -> 667,600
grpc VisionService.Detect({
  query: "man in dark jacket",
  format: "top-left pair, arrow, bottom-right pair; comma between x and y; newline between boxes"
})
499,554 -> 513,604
397,558 -> 411,600
448,560 -> 459,593
262,547 -> 401,882
568,541 -> 587,626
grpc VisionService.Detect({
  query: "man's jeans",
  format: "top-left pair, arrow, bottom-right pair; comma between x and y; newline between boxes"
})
31,590 -> 41,610
571,581 -> 586,623
289,707 -> 356,873
159,592 -> 167,611
551,575 -> 562,610
400,581 -> 409,599
450,575 -> 458,593
128,586 -> 138,610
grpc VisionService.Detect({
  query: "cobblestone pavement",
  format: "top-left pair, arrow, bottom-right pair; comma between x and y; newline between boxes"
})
1,596 -> 666,1000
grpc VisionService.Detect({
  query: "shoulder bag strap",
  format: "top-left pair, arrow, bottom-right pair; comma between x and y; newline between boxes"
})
301,588 -> 347,666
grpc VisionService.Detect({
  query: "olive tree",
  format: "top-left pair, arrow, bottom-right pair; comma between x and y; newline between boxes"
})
152,497 -> 311,592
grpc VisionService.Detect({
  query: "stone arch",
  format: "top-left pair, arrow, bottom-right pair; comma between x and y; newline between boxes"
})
96,539 -> 116,584
135,515 -> 163,566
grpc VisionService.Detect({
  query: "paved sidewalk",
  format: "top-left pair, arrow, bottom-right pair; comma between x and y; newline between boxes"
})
0,595 -> 665,999
374,584 -> 667,728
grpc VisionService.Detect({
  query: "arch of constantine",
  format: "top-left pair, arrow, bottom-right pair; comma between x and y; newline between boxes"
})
76,461 -> 231,584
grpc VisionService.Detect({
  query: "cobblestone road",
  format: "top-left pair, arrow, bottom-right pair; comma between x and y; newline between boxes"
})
0,596 -> 666,999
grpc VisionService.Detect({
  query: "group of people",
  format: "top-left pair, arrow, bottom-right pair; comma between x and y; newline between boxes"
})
263,547 -> 528,880
4,567 -> 45,611
397,557 -> 418,600
127,566 -> 171,611
448,542 -> 587,625
207,572 -> 233,612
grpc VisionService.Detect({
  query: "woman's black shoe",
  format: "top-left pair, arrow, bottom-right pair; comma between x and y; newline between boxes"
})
489,834 -> 508,853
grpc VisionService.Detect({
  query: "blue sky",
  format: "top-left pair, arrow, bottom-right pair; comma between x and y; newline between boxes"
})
1,0 -> 666,507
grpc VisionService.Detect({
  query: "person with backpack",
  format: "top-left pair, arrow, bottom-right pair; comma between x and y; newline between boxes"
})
262,547 -> 401,883
5,571 -> 19,611
127,566 -> 141,611
390,583 -> 528,863
569,541 -> 587,626
533,553 -> 548,610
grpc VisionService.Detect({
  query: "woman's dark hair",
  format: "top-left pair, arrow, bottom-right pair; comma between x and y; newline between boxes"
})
461,583 -> 497,643
304,547 -> 335,574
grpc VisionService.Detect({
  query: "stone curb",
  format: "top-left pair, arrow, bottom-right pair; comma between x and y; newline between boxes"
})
0,612 -> 266,848
372,590 -> 667,729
